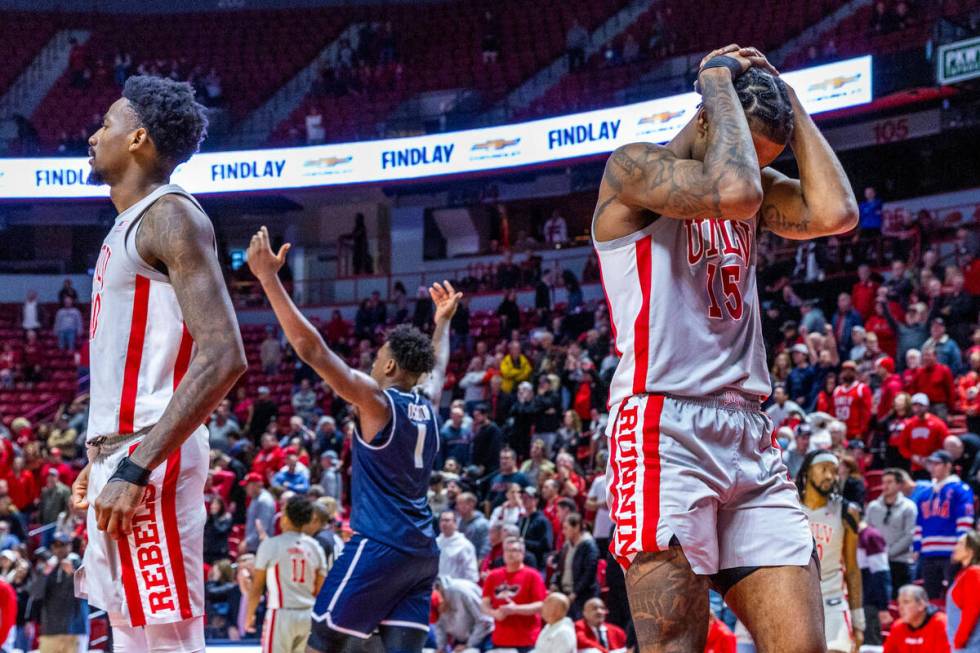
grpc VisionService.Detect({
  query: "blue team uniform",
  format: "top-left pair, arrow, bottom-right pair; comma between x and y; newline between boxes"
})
312,387 -> 440,639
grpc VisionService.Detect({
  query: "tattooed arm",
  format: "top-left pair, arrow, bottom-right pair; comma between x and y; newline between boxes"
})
760,86 -> 858,240
595,66 -> 762,232
94,195 -> 247,538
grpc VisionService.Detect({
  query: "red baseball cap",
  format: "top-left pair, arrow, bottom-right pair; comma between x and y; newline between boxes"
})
877,356 -> 895,373
239,472 -> 264,487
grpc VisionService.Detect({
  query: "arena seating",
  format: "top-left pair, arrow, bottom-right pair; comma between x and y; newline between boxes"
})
29,8 -> 355,150
268,0 -> 629,144
781,0 -> 978,69
519,0 -> 851,120
0,13 -> 58,101
0,303 -> 79,427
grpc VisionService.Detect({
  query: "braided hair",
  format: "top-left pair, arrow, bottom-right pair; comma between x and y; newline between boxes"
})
734,68 -> 794,145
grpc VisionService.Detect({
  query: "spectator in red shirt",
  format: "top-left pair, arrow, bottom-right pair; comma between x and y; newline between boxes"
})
832,361 -> 873,440
705,612 -> 737,653
883,584 -> 950,653
852,264 -> 880,320
250,432 -> 285,482
39,447 -> 74,487
957,350 -> 980,434
5,455 -> 38,511
0,577 -> 15,649
482,536 -> 547,651
866,298 -> 898,358
908,345 -> 956,421
574,597 -> 627,653
876,356 -> 905,421
948,531 -> 980,651
324,309 -> 349,344
897,394 -> 949,479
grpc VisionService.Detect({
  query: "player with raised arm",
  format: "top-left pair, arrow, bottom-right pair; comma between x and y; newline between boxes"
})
69,76 -> 247,653
799,451 -> 865,653
246,226 -> 462,653
592,44 -> 858,651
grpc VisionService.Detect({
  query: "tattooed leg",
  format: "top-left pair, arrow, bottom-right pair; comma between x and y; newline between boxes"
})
625,547 -> 709,652
723,559 -> 825,653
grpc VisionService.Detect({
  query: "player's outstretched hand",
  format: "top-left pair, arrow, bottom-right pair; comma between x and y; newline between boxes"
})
430,280 -> 463,323
247,226 -> 291,283
71,462 -> 91,512
94,478 -> 147,540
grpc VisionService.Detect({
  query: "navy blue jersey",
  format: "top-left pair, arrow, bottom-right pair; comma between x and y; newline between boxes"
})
350,387 -> 440,553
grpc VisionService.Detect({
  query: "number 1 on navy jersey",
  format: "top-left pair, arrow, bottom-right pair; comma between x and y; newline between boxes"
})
414,423 -> 426,469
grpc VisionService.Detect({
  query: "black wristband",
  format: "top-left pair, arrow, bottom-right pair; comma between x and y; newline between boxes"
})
695,55 -> 744,93
109,456 -> 152,486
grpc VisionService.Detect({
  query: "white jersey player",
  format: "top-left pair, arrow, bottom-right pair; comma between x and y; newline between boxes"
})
799,450 -> 864,652
591,44 -> 857,652
245,496 -> 328,653
71,76 -> 247,653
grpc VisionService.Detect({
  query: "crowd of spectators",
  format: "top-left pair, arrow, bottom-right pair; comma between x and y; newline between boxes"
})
1,213 -> 978,651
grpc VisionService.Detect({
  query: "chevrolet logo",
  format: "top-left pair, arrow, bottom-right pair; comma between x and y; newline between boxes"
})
638,110 -> 684,125
471,138 -> 520,151
304,156 -> 352,168
808,74 -> 860,91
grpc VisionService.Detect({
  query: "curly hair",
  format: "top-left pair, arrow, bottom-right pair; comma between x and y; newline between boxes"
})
386,324 -> 435,377
122,75 -> 208,170
734,68 -> 794,146
284,495 -> 314,529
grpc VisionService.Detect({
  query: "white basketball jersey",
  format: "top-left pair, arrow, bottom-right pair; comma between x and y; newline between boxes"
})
87,184 -> 207,442
255,531 -> 327,609
594,214 -> 770,407
803,496 -> 846,597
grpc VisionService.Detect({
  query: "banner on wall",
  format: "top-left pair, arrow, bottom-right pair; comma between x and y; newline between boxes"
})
0,56 -> 872,200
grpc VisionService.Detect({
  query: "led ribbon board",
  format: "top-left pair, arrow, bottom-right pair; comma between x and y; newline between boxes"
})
0,56 -> 871,199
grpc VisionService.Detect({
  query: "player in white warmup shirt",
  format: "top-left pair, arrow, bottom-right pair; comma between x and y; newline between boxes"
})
799,450 -> 865,653
592,44 -> 858,651
70,75 -> 247,653
244,496 -> 328,653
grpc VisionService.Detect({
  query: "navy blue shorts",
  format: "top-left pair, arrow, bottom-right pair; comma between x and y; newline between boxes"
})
310,534 -> 438,640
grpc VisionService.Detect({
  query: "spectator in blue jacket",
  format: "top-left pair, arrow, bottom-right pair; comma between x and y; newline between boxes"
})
273,450 -> 310,494
913,450 -> 976,599
831,292 -> 863,359
922,318 -> 962,374
787,344 -> 816,408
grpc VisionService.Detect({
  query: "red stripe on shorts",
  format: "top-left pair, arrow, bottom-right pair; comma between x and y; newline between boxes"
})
162,450 -> 193,620
173,323 -> 193,389
118,275 -> 150,433
265,608 -> 277,653
117,535 -> 147,627
631,236 -> 653,395
274,562 -> 284,609
640,395 -> 664,551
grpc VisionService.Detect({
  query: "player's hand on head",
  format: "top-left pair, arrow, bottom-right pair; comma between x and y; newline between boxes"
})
94,478 -> 146,540
246,226 -> 290,282
430,280 -> 463,322
699,44 -> 741,71
736,46 -> 780,75
71,462 -> 91,512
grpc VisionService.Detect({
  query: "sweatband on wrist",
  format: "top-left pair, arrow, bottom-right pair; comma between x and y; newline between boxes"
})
850,607 -> 866,632
700,55 -> 743,81
109,456 -> 152,486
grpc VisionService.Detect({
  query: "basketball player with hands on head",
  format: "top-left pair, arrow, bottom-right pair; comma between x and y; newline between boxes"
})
70,76 -> 248,653
592,44 -> 858,651
247,226 -> 462,653
798,450 -> 864,653
244,495 -> 328,653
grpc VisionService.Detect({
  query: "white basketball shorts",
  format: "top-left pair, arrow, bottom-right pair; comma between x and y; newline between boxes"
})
606,392 -> 812,575
77,426 -> 208,628
823,594 -> 853,652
